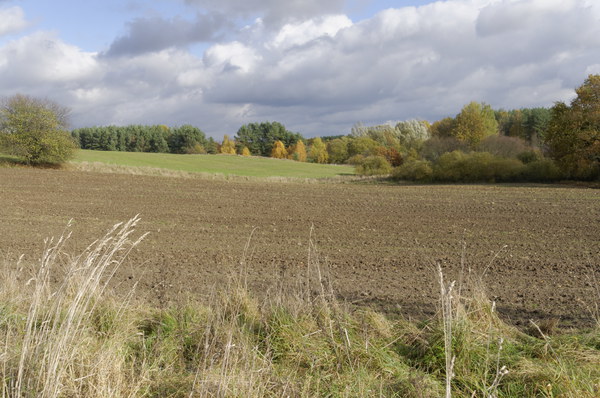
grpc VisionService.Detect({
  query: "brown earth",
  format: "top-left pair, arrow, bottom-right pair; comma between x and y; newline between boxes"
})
1,167 -> 599,328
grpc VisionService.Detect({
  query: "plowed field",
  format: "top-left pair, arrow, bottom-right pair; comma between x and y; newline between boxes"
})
1,167 -> 598,327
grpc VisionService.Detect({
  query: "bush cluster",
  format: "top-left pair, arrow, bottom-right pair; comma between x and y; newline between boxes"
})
354,155 -> 392,175
392,151 -> 564,183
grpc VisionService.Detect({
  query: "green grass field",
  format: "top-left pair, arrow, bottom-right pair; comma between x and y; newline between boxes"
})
72,149 -> 355,178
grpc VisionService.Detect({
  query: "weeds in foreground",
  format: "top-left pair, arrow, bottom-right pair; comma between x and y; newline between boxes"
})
0,218 -> 598,397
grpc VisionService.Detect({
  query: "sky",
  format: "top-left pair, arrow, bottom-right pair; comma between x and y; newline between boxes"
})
1,0 -> 599,139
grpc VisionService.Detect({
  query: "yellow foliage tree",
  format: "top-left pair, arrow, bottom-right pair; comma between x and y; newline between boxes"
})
241,146 -> 251,156
271,140 -> 288,159
220,134 -> 236,154
452,102 -> 498,146
309,137 -> 329,163
288,140 -> 307,162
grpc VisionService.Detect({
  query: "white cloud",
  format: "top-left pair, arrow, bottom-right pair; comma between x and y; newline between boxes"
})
198,0 -> 600,134
1,0 -> 599,138
204,41 -> 261,73
0,6 -> 28,37
268,15 -> 352,50
0,7 -> 29,37
0,32 -> 99,90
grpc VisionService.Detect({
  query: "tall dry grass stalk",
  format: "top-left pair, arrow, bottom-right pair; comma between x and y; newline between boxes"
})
2,216 -> 146,398
437,262 -> 456,398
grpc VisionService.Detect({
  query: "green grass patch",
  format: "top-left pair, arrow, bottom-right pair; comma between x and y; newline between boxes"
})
72,149 -> 355,178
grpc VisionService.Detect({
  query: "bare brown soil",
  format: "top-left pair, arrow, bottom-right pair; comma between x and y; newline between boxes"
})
1,167 -> 598,328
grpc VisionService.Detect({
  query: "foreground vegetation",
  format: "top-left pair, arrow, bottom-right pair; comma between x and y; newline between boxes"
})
72,149 -> 354,179
1,218 -> 598,397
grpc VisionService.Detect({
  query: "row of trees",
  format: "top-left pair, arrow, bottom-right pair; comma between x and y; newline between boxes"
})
70,121 -> 330,164
71,125 -> 215,154
1,75 -> 598,180
71,122 -> 306,158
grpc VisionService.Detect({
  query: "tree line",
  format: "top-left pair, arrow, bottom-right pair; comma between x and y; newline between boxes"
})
1,75 -> 598,181
71,125 -> 216,154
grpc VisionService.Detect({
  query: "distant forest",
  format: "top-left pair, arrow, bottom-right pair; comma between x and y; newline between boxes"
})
71,74 -> 600,181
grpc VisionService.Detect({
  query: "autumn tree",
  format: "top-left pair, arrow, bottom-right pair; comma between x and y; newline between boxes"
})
288,139 -> 307,162
309,137 -> 328,163
271,140 -> 288,159
220,134 -> 236,154
452,102 -> 498,146
327,137 -> 349,164
430,117 -> 456,138
0,94 -> 76,164
545,74 -> 600,179
241,146 -> 251,156
347,136 -> 379,157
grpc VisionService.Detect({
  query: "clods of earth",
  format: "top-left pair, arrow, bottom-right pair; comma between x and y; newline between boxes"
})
1,167 -> 598,328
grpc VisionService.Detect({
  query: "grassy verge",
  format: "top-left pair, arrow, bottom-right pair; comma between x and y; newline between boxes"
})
72,150 -> 355,179
1,218 -> 598,397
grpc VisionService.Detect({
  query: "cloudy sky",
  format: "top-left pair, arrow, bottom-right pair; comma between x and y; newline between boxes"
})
0,0 -> 599,138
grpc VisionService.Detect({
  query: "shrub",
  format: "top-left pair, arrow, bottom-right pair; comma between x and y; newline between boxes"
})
476,135 -> 531,158
0,94 -> 76,165
355,155 -> 392,176
517,150 -> 542,164
392,159 -> 434,181
346,154 -> 365,165
522,159 -> 564,182
433,151 -> 525,182
374,146 -> 403,166
421,136 -> 469,162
